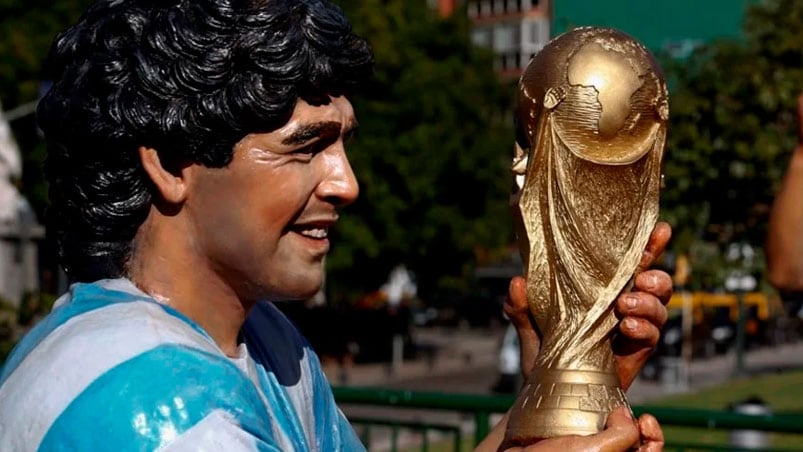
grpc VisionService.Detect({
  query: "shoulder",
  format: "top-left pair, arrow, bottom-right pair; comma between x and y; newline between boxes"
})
1,337 -> 272,450
37,344 -> 274,451
0,285 -> 272,450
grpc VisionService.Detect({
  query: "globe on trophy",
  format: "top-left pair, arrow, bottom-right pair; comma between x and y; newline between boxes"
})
505,27 -> 668,445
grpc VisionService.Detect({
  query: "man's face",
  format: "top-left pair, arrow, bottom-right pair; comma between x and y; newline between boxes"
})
185,96 -> 359,302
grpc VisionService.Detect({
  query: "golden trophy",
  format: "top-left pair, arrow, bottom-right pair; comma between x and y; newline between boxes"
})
505,27 -> 668,445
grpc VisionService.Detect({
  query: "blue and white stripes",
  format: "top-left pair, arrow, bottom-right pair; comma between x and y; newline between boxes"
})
0,279 -> 363,451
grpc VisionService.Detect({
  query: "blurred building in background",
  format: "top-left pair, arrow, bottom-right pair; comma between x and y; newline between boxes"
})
0,102 -> 42,308
465,0 -> 550,78
435,0 -> 551,78
435,0 -> 755,78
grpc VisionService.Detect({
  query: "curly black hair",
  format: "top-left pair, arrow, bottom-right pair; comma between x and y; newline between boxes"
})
37,0 -> 374,283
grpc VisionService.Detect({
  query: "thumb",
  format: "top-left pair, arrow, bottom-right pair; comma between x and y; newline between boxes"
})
504,276 -> 540,379
637,414 -> 664,452
504,276 -> 531,329
593,407 -> 641,452
512,407 -> 640,452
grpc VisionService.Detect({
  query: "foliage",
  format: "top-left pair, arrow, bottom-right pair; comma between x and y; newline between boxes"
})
661,0 -> 803,289
328,1 -> 515,303
0,0 -> 94,222
0,290 -> 58,363
1,1 -> 515,303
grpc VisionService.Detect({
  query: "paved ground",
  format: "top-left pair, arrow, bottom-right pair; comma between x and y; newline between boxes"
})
323,327 -> 500,390
323,326 -> 803,450
326,326 -> 803,401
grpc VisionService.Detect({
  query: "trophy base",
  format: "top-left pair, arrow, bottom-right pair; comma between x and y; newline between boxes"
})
504,367 -> 629,445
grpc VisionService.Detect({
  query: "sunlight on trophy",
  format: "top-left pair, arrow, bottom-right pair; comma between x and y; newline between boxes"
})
505,27 -> 668,445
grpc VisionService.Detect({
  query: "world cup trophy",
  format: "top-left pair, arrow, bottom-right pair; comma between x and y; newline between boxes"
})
505,27 -> 668,445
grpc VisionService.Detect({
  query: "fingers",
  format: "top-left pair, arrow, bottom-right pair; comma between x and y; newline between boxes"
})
633,270 -> 673,306
504,276 -> 530,329
593,407 -> 641,452
637,414 -> 664,452
510,407 -> 639,452
613,290 -> 667,389
636,222 -> 672,274
610,222 -> 673,391
617,315 -> 662,346
615,272 -> 671,346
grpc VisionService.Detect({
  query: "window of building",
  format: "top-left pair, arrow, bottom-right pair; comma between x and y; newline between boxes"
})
468,1 -> 481,18
471,27 -> 492,48
493,24 -> 516,52
497,51 -> 523,71
499,53 -> 509,71
513,51 -> 523,70
530,19 -> 547,44
519,17 -> 549,51
480,0 -> 491,16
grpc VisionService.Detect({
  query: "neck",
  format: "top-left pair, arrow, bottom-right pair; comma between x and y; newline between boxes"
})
127,210 -> 250,357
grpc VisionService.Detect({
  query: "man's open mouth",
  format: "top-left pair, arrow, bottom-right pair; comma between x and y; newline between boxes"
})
293,225 -> 329,239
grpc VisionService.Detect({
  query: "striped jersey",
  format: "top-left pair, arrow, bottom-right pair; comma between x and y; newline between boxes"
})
0,278 -> 364,451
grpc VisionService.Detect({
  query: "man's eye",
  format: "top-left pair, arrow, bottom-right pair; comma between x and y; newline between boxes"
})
343,129 -> 357,144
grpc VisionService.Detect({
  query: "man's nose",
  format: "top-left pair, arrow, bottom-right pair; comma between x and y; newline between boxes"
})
318,146 -> 359,207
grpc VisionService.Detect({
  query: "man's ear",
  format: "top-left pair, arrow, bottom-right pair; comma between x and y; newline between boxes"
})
138,146 -> 189,204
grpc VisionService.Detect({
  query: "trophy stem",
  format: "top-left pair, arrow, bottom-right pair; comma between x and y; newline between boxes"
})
504,364 -> 629,446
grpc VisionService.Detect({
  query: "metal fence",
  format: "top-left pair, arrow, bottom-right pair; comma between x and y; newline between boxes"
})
333,387 -> 803,451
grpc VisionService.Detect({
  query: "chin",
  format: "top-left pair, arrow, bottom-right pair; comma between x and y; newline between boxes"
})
272,279 -> 324,302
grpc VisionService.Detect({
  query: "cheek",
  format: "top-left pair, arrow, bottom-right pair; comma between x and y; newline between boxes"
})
261,167 -> 321,215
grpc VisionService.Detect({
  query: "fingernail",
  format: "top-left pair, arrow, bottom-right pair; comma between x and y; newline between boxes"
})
623,318 -> 638,330
625,296 -> 638,310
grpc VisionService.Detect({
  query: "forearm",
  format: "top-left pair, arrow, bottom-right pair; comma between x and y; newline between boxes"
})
767,147 -> 803,291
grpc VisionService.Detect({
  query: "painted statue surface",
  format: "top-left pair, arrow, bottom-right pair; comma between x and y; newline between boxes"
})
506,27 -> 668,443
0,279 -> 363,451
0,0 -> 373,449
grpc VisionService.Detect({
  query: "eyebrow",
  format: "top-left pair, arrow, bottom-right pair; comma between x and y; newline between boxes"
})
281,120 -> 358,146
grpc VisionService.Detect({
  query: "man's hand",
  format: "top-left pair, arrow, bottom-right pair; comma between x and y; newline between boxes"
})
503,222 -> 673,389
613,221 -> 673,388
501,407 -> 664,452
479,225 -> 672,452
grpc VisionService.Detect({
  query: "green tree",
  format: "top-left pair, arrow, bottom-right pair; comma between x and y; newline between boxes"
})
1,0 -> 95,291
328,1 -> 515,303
1,0 -> 515,302
1,0 -> 94,219
661,0 -> 803,289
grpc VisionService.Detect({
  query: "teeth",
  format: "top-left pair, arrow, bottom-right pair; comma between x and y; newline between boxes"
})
298,227 -> 328,239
